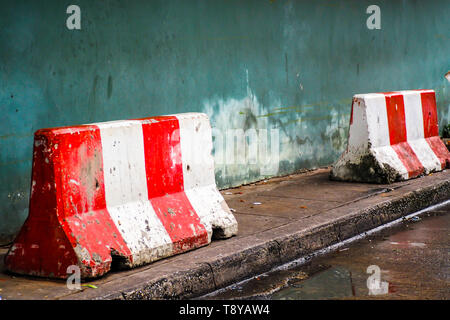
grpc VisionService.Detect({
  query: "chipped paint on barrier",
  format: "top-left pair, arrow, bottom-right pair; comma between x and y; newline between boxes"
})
4,113 -> 238,279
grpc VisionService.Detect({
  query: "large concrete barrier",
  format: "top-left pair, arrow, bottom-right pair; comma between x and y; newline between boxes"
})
331,90 -> 450,183
5,113 -> 238,279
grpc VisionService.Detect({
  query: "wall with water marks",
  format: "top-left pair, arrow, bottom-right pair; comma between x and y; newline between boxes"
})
1,0 -> 449,244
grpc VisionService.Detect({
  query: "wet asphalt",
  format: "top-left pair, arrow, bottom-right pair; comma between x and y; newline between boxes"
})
204,204 -> 450,300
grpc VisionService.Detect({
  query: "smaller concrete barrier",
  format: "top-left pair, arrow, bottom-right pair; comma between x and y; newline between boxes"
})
331,90 -> 450,183
5,113 -> 237,279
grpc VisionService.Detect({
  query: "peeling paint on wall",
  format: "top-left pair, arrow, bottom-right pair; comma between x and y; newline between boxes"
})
203,69 -> 351,188
202,70 -> 278,187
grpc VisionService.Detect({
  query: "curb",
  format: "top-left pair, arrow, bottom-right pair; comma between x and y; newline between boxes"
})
64,175 -> 450,300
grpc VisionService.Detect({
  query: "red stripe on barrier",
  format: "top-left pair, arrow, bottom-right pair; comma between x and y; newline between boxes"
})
58,127 -> 107,217
349,100 -> 354,126
385,94 -> 424,178
150,193 -> 208,253
420,91 -> 450,169
426,136 -> 450,169
57,127 -> 132,274
385,94 -> 407,145
142,117 -> 208,253
346,99 -> 356,153
391,143 -> 424,178
6,127 -> 133,278
4,133 -> 78,277
142,117 -> 184,197
420,91 -> 439,138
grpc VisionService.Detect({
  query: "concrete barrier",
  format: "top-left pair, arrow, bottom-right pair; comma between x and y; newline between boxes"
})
331,90 -> 450,183
5,113 -> 238,279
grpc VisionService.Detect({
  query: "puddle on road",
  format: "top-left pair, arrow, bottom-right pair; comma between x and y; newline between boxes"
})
272,266 -> 356,300
204,205 -> 450,300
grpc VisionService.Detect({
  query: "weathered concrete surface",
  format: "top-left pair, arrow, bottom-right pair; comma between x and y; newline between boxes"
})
207,205 -> 450,300
0,167 -> 449,299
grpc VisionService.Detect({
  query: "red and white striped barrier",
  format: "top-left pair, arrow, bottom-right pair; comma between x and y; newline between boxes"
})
331,90 -> 450,183
5,113 -> 238,278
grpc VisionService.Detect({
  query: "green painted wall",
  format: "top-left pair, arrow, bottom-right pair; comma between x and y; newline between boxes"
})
1,0 -> 449,244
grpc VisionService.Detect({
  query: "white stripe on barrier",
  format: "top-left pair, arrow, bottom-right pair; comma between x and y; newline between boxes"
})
177,113 -> 216,189
371,145 -> 409,179
99,122 -> 173,265
403,92 -> 441,173
403,91 -> 424,140
363,94 -> 408,177
364,94 -> 391,148
176,113 -> 237,239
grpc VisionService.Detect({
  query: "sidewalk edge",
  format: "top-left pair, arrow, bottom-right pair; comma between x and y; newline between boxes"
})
64,178 -> 450,300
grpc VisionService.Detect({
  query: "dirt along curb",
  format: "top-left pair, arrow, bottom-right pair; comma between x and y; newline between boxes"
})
59,169 -> 450,300
1,169 -> 449,300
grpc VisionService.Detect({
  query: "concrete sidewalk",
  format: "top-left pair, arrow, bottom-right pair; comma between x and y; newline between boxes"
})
0,167 -> 449,300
